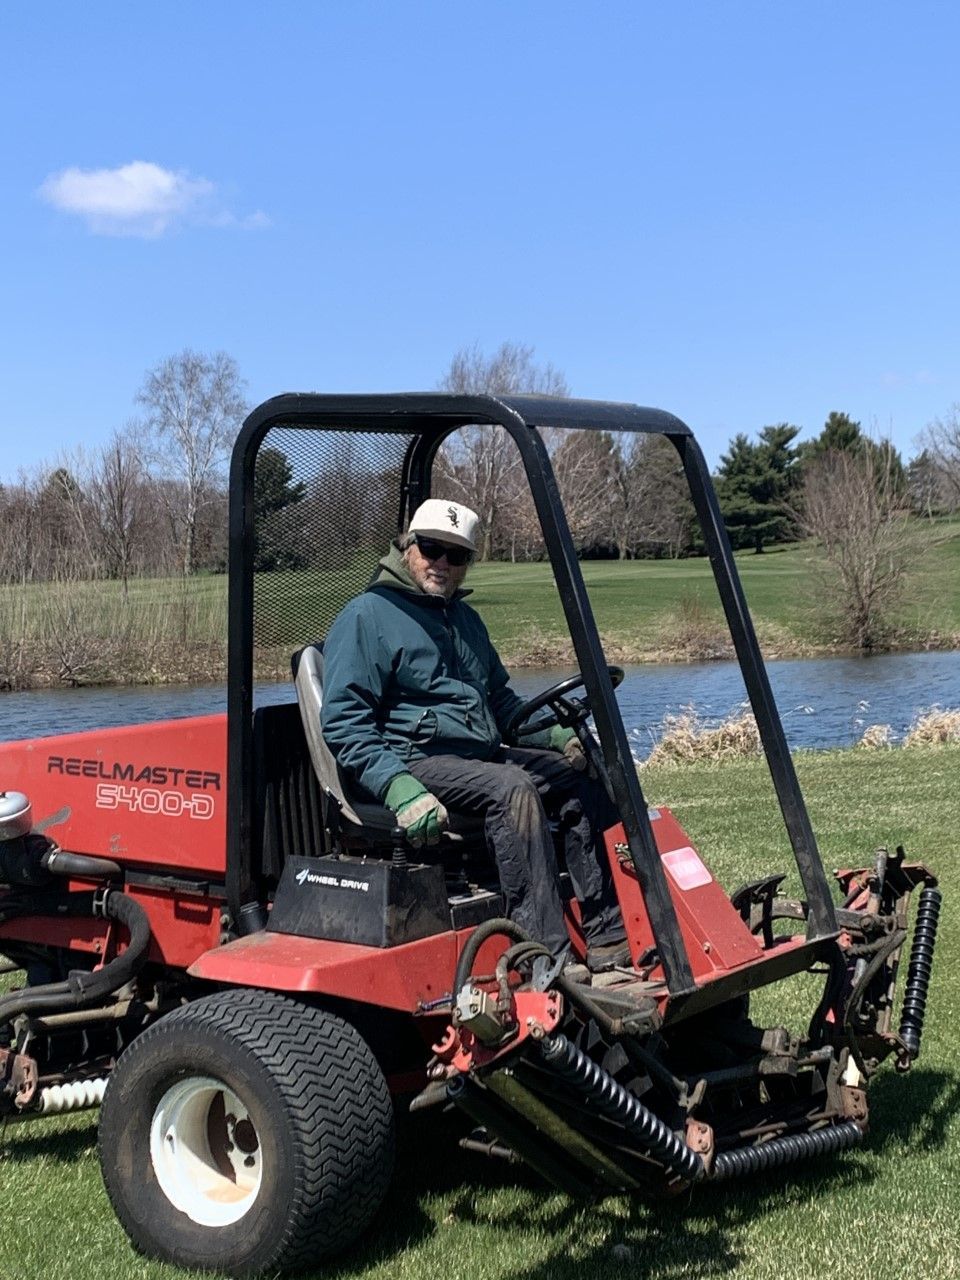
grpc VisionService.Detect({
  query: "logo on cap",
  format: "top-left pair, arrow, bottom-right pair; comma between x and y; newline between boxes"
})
447,506 -> 460,527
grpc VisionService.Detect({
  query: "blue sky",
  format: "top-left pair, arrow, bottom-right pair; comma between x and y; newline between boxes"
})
4,2 -> 959,478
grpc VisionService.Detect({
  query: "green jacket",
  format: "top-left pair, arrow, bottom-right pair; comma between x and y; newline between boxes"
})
320,544 -> 525,801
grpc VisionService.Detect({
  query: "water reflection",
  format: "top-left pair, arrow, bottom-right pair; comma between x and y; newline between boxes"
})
2,650 -> 957,755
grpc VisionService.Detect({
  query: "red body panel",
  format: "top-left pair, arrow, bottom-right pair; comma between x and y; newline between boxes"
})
0,715 -> 227,876
607,808 -> 765,980
189,808 -> 769,1013
188,927 -> 511,1013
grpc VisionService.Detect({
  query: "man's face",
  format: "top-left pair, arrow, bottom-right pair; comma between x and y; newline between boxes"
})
404,536 -> 472,599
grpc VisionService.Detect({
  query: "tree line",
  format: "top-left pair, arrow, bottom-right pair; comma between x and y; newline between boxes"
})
0,351 -> 242,590
2,341 -> 959,651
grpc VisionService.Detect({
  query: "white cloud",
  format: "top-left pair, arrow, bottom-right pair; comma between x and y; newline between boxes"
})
38,161 -> 268,238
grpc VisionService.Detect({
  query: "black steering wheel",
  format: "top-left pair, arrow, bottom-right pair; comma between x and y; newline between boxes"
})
505,667 -> 625,757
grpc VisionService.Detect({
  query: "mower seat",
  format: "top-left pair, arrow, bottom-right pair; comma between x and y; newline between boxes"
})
291,643 -> 483,846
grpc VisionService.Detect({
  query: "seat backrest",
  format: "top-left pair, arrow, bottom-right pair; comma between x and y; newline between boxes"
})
292,643 -> 365,827
293,642 -> 481,847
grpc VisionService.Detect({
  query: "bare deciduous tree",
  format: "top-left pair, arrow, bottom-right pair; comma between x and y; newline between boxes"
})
551,429 -> 620,551
918,405 -> 960,510
88,429 -> 147,596
137,350 -> 247,576
792,445 -> 928,651
906,449 -> 954,517
616,434 -> 694,559
439,341 -> 569,399
0,475 -> 46,585
437,342 -> 569,559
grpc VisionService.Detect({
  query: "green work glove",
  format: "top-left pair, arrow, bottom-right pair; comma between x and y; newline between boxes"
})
384,773 -> 449,847
523,722 -> 567,749
524,724 -> 588,771
549,725 -> 588,771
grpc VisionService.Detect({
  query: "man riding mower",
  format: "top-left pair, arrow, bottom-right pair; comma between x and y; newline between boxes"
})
0,392 -> 941,1276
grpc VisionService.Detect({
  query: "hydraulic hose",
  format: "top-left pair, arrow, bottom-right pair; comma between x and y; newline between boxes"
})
0,890 -> 152,1028
842,926 -> 907,1076
453,917 -> 531,996
0,833 -> 121,887
711,1121 -> 863,1181
898,886 -> 943,1060
807,943 -> 848,1047
42,849 -> 122,880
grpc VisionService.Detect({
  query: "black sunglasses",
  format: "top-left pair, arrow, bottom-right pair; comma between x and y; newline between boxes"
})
414,535 -> 474,566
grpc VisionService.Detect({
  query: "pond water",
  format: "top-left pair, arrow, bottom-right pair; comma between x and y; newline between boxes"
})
2,650 -> 958,757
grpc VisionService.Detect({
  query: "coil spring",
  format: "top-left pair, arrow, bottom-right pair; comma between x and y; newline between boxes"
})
711,1120 -> 863,1182
539,1033 -> 703,1182
38,1077 -> 108,1114
899,886 -> 943,1058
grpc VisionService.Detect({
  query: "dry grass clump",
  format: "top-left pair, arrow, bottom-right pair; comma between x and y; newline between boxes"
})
858,723 -> 895,749
903,706 -> 960,747
643,705 -> 761,767
500,634 -> 577,668
657,595 -> 734,662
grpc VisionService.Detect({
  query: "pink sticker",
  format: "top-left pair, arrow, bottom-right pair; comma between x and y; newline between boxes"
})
662,846 -> 713,891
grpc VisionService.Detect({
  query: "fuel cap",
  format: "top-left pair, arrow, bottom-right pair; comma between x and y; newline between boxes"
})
0,791 -> 33,840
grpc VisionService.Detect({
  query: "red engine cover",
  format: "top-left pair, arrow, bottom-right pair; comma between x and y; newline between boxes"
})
0,715 -> 227,877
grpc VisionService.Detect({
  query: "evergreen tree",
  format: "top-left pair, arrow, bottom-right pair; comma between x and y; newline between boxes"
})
817,411 -> 863,454
715,424 -> 800,552
253,447 -> 308,571
799,412 -> 905,496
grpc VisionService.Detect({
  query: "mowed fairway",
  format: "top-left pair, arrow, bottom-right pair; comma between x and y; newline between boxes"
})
470,522 -> 960,661
1,746 -> 957,1280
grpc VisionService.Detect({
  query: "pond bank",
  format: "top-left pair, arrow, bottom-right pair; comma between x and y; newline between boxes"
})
3,629 -> 959,692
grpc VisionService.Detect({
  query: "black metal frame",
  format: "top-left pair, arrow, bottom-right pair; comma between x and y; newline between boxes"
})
227,393 -> 838,996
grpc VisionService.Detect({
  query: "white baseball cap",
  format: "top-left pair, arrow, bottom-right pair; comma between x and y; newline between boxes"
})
408,499 -> 479,552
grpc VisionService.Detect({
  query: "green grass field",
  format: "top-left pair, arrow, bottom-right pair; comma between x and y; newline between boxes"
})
1,745 -> 957,1280
469,519 -> 960,663
2,520 -> 959,687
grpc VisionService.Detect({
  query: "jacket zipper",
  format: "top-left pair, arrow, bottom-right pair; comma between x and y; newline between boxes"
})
443,600 -> 476,730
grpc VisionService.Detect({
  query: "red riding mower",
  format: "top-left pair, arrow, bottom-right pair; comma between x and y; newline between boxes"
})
0,394 -> 941,1275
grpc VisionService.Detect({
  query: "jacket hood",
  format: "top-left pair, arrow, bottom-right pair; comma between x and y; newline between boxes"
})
369,541 -> 472,599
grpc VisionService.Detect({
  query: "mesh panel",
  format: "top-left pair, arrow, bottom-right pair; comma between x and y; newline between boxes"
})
252,424 -> 414,655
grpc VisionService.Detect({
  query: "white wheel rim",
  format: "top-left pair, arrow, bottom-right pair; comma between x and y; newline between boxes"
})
149,1075 -> 264,1227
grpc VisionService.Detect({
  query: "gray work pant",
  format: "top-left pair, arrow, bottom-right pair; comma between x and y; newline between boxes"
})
408,746 -> 625,957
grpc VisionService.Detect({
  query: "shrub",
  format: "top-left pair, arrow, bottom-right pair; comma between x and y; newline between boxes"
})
858,723 -> 895,749
903,706 -> 960,747
643,706 -> 761,767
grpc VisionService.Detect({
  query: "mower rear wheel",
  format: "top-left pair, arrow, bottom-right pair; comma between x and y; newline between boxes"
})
97,988 -> 394,1276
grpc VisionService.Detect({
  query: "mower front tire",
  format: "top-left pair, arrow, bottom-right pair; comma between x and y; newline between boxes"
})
97,988 -> 394,1276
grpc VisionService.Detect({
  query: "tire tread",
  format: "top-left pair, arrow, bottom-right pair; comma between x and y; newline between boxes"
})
99,988 -> 394,1274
